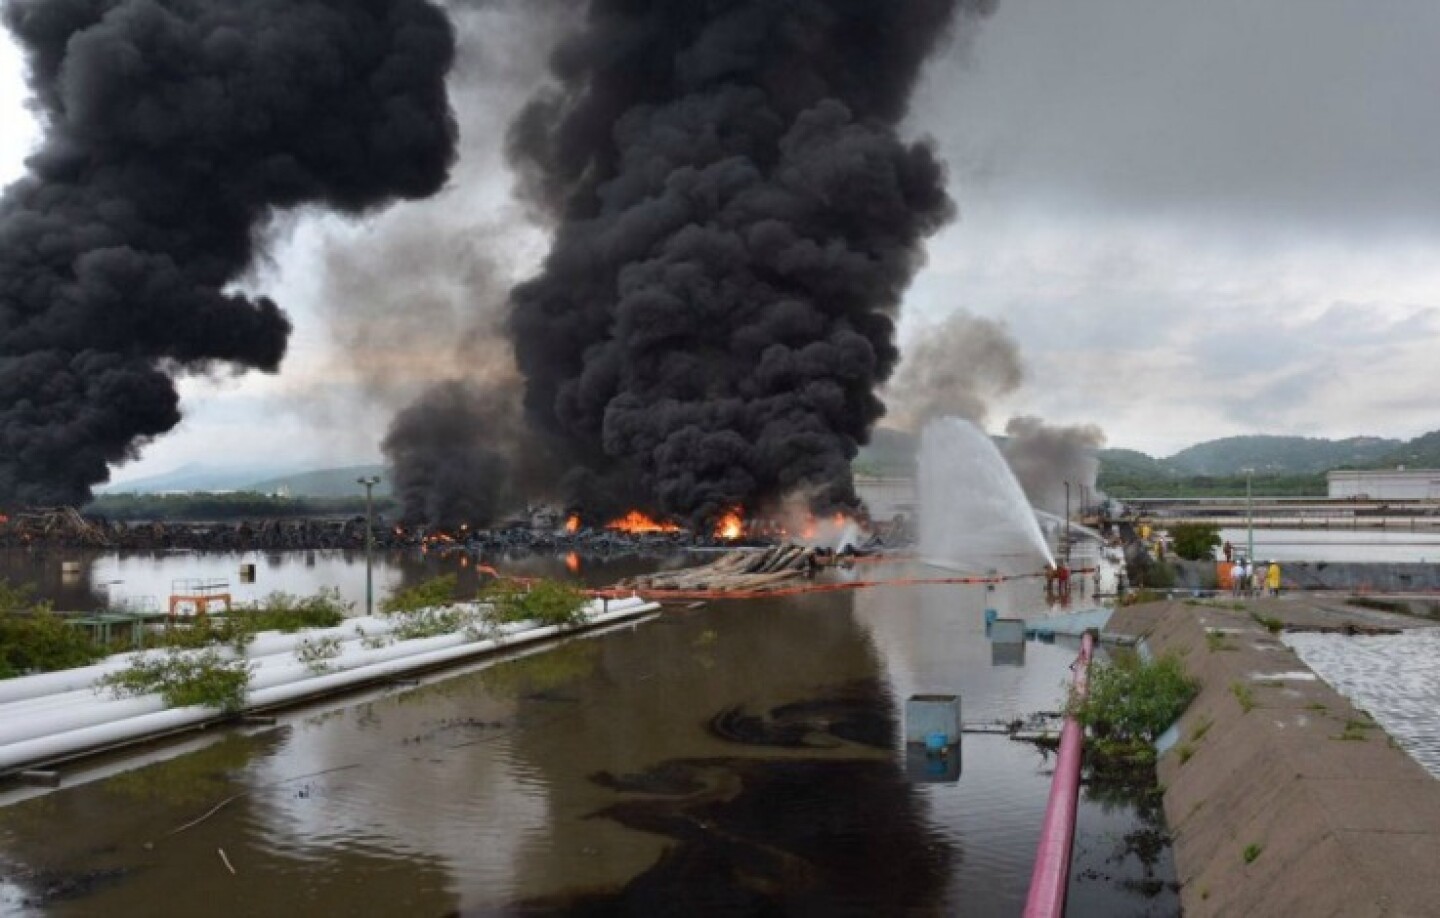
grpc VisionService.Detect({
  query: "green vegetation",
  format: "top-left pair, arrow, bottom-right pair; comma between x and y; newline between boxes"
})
378,575 -> 590,644
1251,612 -> 1284,634
1242,843 -> 1264,865
1334,717 -> 1377,742
148,589 -> 350,652
1190,717 -> 1214,742
1206,630 -> 1237,653
84,491 -> 395,521
1231,681 -> 1256,713
380,575 -> 477,640
1171,523 -> 1222,561
100,648 -> 253,713
0,580 -> 107,679
481,579 -> 589,628
1070,653 -> 1199,763
294,635 -> 344,673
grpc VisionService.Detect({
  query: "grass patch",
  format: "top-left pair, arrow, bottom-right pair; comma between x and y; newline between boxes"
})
1242,843 -> 1263,865
1177,742 -> 1195,764
1250,612 -> 1284,634
1190,717 -> 1214,742
1231,681 -> 1256,713
1334,717 -> 1377,742
1206,630 -> 1237,653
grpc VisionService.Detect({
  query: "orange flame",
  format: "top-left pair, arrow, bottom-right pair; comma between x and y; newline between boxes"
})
605,510 -> 682,534
565,514 -> 580,534
715,509 -> 745,540
565,551 -> 581,574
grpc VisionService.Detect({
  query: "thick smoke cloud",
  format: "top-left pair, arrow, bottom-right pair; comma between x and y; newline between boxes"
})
383,379 -> 520,527
0,0 -> 458,506
507,0 -> 993,525
1002,415 -> 1105,517
883,310 -> 1023,431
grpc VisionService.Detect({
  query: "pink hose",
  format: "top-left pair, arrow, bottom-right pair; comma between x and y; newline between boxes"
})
1024,630 -> 1095,918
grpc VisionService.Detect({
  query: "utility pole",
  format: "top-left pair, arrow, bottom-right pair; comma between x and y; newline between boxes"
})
357,476 -> 381,617
1243,468 -> 1255,565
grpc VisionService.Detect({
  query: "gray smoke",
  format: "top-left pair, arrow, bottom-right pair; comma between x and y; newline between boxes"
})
505,0 -> 996,526
884,310 -> 1024,431
0,0 -> 458,506
310,0 -> 574,525
1002,415 -> 1105,517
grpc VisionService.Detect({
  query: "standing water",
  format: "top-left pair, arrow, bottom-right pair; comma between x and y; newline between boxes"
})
919,418 -> 1055,574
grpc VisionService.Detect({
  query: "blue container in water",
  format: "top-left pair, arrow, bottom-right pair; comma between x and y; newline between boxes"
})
925,732 -> 950,756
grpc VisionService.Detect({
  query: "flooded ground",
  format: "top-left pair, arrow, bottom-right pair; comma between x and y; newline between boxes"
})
0,551 -> 1176,916
1284,628 -> 1440,779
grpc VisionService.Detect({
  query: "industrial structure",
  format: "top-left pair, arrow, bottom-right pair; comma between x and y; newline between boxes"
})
1327,469 -> 1440,500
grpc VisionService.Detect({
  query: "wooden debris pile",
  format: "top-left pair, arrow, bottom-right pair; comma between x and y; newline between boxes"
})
1,508 -> 112,547
613,544 -> 822,594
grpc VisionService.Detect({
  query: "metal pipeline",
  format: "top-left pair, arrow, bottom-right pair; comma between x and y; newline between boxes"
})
1023,629 -> 1095,918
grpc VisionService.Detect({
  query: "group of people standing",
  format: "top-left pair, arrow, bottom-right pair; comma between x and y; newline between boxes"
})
1227,552 -> 1282,597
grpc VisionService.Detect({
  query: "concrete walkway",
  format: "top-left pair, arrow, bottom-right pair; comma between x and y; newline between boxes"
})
1107,594 -> 1440,917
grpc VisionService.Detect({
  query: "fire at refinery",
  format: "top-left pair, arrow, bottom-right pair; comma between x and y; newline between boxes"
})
715,509 -> 745,541
606,511 -> 683,535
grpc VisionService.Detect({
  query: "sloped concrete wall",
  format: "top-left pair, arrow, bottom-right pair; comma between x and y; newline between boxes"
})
1107,601 -> 1440,917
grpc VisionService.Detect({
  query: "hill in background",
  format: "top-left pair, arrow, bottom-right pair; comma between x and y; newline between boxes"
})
1166,435 -> 1401,476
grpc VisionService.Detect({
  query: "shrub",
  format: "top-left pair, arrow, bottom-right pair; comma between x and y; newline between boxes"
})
100,649 -> 253,713
0,580 -> 107,678
1070,653 -> 1198,756
481,579 -> 589,629
1171,523 -> 1222,561
382,576 -> 460,615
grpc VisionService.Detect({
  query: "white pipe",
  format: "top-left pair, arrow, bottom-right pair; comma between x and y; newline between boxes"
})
0,615 -> 403,705
0,598 -> 655,773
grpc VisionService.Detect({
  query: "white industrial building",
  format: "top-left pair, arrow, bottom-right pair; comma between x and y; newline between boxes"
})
1327,469 -> 1440,500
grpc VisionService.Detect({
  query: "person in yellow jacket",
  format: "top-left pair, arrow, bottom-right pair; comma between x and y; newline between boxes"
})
1265,561 -> 1282,596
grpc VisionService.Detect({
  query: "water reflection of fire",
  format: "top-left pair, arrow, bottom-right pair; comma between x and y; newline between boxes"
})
565,514 -> 581,534
606,510 -> 682,534
714,509 -> 745,540
565,551 -> 581,574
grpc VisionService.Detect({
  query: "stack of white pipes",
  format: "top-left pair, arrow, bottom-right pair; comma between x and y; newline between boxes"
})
0,596 -> 656,773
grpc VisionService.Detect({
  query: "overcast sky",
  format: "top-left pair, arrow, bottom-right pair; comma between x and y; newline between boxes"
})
4,0 -> 1439,484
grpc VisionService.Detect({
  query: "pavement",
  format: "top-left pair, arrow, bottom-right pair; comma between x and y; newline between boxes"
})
1107,593 -> 1440,917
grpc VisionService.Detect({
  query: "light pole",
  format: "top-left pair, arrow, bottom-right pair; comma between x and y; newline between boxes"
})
1242,467 -> 1254,565
357,476 -> 380,617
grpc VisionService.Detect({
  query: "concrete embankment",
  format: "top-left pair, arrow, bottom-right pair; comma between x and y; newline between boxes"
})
1106,596 -> 1440,917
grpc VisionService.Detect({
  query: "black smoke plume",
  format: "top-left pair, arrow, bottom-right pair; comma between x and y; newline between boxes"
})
0,0 -> 458,506
383,379 -> 520,527
507,0 -> 992,525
